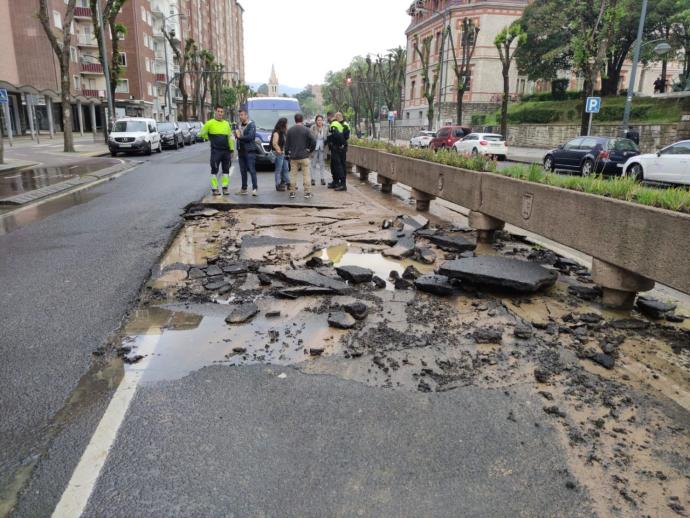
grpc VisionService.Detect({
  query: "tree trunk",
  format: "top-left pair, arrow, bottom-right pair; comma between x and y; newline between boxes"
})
426,100 -> 434,131
661,59 -> 668,93
456,89 -> 465,126
61,66 -> 74,152
580,77 -> 593,136
500,66 -> 510,138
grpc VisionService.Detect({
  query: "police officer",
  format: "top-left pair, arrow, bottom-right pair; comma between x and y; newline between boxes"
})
199,105 -> 235,195
328,112 -> 349,191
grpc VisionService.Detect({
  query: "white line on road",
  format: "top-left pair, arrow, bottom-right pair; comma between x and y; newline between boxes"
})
51,335 -> 160,518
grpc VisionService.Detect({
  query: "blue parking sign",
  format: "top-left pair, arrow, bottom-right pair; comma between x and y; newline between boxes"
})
0,89 -> 8,104
585,96 -> 601,114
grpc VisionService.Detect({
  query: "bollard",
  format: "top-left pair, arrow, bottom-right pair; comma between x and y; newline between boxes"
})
410,188 -> 435,212
468,211 -> 505,243
591,258 -> 654,309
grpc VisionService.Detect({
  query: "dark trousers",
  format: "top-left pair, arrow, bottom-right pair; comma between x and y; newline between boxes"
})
210,149 -> 232,176
330,148 -> 346,186
238,153 -> 258,190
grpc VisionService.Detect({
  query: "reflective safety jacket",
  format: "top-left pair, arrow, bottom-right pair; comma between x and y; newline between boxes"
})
328,120 -> 346,151
199,118 -> 235,152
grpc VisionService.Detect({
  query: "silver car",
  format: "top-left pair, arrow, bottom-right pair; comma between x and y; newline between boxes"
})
409,130 -> 436,148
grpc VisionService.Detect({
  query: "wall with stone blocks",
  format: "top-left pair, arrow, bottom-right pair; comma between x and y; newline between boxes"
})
506,123 -> 680,153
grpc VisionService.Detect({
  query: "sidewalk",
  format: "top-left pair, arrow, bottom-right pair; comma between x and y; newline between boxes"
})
1,133 -> 110,173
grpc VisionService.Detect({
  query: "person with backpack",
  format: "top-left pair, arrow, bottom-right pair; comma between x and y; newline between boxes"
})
271,117 -> 289,191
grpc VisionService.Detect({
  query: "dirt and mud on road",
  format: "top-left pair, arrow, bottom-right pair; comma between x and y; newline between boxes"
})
116,182 -> 689,517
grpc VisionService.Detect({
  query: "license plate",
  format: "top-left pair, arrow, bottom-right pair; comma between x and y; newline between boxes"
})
120,143 -> 132,148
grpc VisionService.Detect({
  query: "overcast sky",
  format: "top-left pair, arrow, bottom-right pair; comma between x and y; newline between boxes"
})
243,0 -> 411,88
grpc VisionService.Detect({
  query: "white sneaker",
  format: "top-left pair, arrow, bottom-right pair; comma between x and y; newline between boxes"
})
252,189 -> 258,196
289,192 -> 296,199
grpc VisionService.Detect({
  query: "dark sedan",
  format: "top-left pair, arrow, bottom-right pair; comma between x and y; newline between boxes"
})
177,122 -> 194,145
543,136 -> 640,176
157,122 -> 183,150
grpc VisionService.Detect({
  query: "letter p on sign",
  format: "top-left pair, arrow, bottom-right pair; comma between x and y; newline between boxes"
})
586,97 -> 601,114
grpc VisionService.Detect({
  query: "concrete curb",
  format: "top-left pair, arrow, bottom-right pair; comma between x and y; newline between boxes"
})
0,161 -> 40,175
0,161 -> 134,206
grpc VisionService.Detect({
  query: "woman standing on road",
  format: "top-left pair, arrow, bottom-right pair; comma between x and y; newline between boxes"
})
271,117 -> 289,191
310,114 -> 328,186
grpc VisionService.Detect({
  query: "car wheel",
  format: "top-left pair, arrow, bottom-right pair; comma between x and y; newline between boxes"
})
543,155 -> 554,172
628,163 -> 644,182
497,155 -> 506,162
110,150 -> 117,157
145,143 -> 152,156
471,148 -> 479,156
581,159 -> 594,177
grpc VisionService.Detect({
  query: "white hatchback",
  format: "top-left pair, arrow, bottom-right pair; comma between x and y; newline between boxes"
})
409,130 -> 436,148
453,133 -> 507,160
621,140 -> 690,186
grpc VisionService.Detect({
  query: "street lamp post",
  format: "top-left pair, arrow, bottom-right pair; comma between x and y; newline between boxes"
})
161,12 -> 186,121
621,0 -> 648,135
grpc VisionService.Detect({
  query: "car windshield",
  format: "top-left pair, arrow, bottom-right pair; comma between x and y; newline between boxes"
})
112,121 -> 147,132
250,110 -> 300,131
608,138 -> 639,152
158,123 -> 174,131
422,131 -> 435,137
179,123 -> 189,130
482,135 -> 503,142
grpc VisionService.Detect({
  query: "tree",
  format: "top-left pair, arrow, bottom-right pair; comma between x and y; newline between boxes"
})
375,47 -> 407,116
495,21 -> 526,138
448,18 -> 480,125
163,29 -> 194,120
38,0 -> 77,152
515,0 -> 574,83
353,56 -> 379,138
414,35 -> 441,130
89,0 -> 128,108
671,0 -> 690,88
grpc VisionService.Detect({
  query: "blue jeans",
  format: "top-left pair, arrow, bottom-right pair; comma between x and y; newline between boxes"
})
238,153 -> 257,190
274,154 -> 289,186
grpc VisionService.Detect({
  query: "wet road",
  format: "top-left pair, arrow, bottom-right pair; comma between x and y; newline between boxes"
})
0,143 -> 213,515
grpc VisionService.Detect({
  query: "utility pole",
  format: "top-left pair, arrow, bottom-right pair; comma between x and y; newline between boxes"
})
436,11 -> 447,130
621,0 -> 648,135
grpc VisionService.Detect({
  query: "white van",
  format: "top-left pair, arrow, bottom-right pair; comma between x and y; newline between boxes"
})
108,117 -> 162,156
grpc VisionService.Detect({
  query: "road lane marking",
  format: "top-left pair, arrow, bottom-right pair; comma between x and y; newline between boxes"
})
52,335 -> 160,518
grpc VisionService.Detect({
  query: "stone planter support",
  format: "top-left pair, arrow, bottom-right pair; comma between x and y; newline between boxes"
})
468,211 -> 505,243
592,259 -> 654,309
377,174 -> 396,194
356,165 -> 370,182
411,188 -> 436,212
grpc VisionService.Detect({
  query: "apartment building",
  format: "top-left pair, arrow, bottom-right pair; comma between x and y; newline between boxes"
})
0,0 -> 244,136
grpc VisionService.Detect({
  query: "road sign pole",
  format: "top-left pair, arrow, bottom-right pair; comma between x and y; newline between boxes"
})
2,98 -> 12,146
622,0 -> 648,135
587,112 -> 593,137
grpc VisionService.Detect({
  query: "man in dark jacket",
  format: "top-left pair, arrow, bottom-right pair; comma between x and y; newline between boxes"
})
234,109 -> 258,195
285,113 -> 316,199
327,112 -> 348,191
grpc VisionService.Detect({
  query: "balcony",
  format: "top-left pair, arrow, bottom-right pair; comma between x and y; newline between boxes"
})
77,34 -> 98,47
74,6 -> 92,18
155,73 -> 167,82
80,62 -> 103,74
81,88 -> 103,98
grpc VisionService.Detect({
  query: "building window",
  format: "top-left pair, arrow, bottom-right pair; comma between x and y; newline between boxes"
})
116,79 -> 129,93
145,58 -> 150,72
410,80 -> 416,100
435,31 -> 441,54
117,53 -> 127,67
147,11 -> 152,26
70,46 -> 78,63
53,10 -> 62,29
141,6 -> 146,21
73,75 -> 81,90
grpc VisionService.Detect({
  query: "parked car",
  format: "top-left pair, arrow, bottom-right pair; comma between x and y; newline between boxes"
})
543,136 -> 640,176
621,140 -> 690,186
453,133 -> 507,160
192,122 -> 205,142
177,122 -> 193,145
429,125 -> 472,151
409,130 -> 436,148
157,121 -> 183,150
108,117 -> 161,156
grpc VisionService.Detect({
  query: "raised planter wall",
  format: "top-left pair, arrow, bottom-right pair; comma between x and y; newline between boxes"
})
349,145 -> 690,295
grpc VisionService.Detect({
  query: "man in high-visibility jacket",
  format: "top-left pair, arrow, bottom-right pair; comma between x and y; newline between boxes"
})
199,105 -> 235,195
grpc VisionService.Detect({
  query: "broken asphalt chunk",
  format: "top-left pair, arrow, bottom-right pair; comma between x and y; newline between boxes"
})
636,296 -> 677,320
188,268 -> 206,280
402,265 -> 422,280
279,269 -> 350,294
415,246 -> 437,265
588,353 -> 615,370
343,302 -> 368,320
327,311 -> 357,329
225,303 -> 259,324
382,236 -> 416,259
274,286 -> 336,298
372,276 -> 386,289
439,256 -> 557,293
426,233 -> 477,253
414,275 -> 454,296
335,265 -> 374,284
